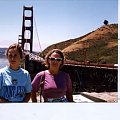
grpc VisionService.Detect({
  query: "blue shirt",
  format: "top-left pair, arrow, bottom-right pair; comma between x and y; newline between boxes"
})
0,66 -> 32,102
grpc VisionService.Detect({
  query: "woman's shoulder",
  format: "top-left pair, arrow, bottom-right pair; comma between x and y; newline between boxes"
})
32,71 -> 46,82
0,68 -> 4,74
0,66 -> 8,73
59,71 -> 70,79
0,67 -> 4,72
36,70 -> 46,77
60,71 -> 69,75
20,68 -> 29,74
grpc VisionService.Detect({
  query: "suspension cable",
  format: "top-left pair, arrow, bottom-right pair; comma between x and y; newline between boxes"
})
33,14 -> 43,53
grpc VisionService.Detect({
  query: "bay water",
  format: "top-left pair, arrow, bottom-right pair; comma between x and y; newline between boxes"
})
0,58 -> 8,68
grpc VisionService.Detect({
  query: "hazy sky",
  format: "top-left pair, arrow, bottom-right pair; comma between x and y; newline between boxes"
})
0,0 -> 118,52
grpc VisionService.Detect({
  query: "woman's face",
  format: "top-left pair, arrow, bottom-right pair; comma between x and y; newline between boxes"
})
7,48 -> 21,70
48,52 -> 63,70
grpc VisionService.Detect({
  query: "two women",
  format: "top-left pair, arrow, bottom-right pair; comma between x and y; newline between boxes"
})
0,44 -> 73,103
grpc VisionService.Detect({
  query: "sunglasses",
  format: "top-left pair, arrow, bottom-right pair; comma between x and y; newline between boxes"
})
49,57 -> 63,62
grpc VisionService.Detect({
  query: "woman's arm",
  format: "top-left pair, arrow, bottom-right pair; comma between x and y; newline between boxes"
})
31,91 -> 37,102
66,91 -> 74,102
0,97 -> 9,103
66,73 -> 74,102
23,93 -> 31,102
31,72 -> 43,103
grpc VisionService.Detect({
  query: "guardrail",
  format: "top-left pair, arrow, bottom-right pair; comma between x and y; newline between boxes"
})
62,64 -> 117,93
24,54 -> 118,93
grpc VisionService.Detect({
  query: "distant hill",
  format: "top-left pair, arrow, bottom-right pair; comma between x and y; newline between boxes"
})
40,24 -> 118,64
0,48 -> 7,58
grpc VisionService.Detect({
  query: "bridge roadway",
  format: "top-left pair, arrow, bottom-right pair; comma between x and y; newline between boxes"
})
24,52 -> 44,61
25,52 -> 117,69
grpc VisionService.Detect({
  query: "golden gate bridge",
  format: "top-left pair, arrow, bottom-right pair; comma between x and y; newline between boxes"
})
18,6 -> 117,102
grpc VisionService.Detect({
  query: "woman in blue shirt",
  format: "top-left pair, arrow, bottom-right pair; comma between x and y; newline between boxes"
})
0,43 -> 32,102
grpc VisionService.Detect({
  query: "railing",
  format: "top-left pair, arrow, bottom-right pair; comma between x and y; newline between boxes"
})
24,54 -> 118,94
62,64 -> 117,93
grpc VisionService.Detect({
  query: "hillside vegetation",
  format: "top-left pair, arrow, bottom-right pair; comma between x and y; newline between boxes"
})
41,24 -> 118,64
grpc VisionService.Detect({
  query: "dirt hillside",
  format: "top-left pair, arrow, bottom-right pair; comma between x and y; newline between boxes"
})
41,24 -> 118,64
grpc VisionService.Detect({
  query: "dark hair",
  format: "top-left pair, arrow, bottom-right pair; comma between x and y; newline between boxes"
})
6,43 -> 24,59
45,49 -> 64,69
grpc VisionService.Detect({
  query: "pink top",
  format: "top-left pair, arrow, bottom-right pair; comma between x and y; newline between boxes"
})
32,70 -> 72,100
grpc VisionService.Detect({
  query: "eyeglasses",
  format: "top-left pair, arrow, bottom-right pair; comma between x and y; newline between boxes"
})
49,57 -> 63,62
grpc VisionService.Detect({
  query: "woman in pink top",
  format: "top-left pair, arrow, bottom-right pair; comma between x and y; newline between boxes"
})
31,49 -> 73,102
